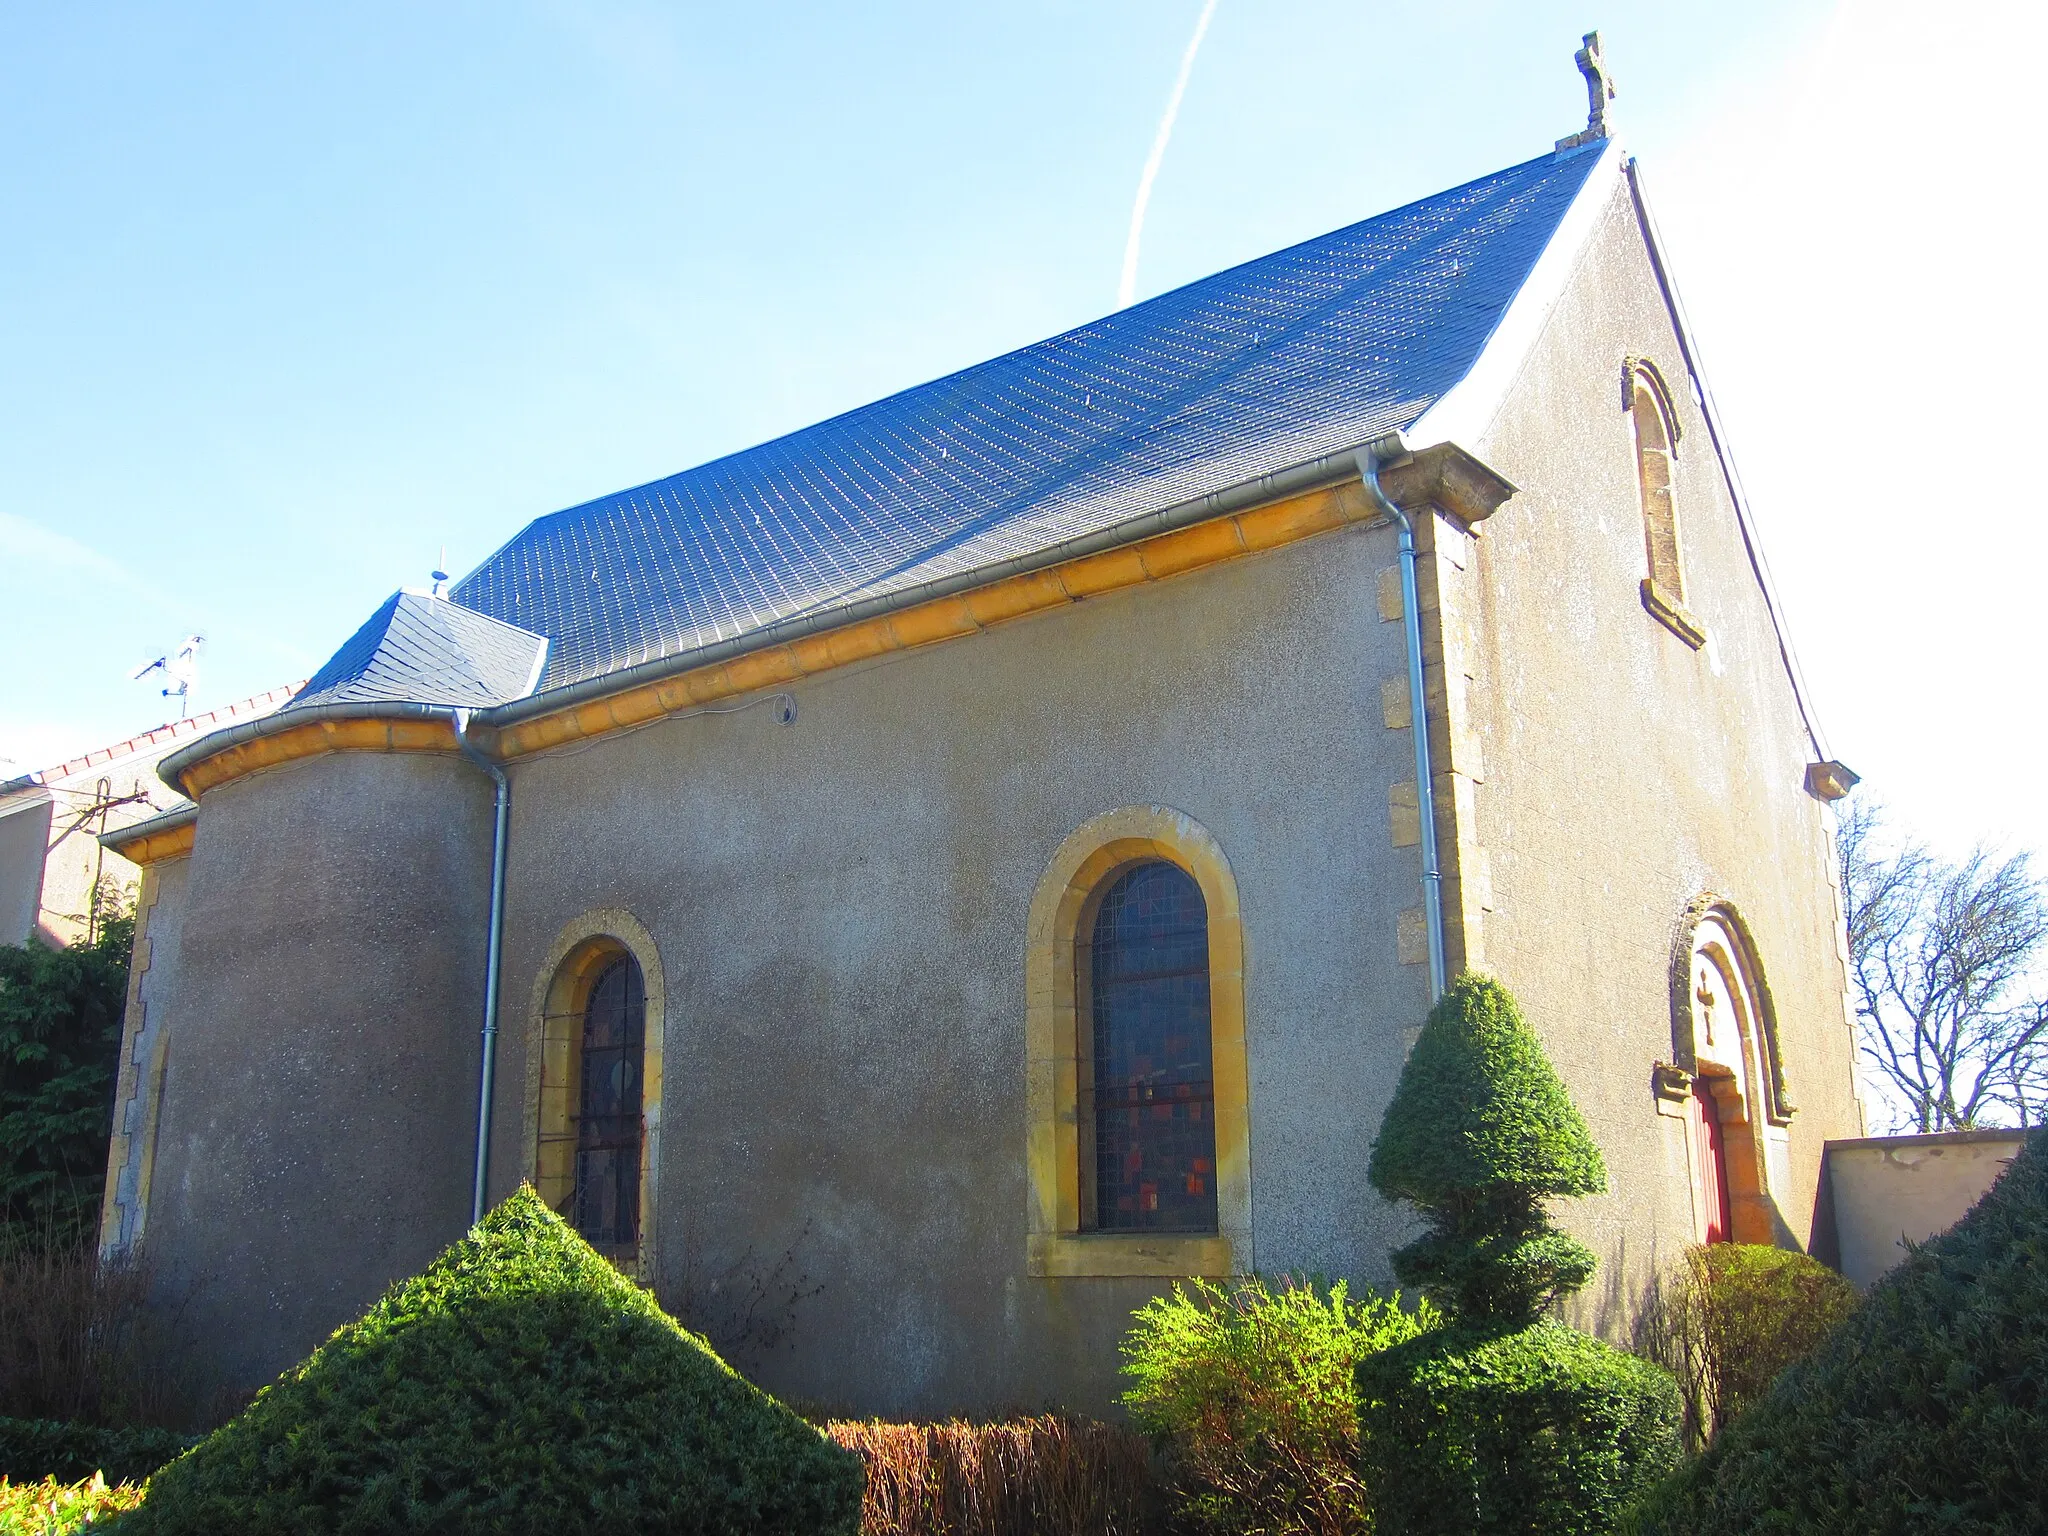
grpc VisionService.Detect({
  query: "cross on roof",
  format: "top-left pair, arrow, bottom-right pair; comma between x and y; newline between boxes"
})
1556,31 -> 1618,152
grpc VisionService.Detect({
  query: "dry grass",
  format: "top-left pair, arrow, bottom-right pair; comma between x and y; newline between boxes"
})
0,1234 -> 179,1429
827,1417 -> 1161,1536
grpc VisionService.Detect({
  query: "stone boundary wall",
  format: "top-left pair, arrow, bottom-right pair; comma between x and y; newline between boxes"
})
1825,1128 -> 2025,1289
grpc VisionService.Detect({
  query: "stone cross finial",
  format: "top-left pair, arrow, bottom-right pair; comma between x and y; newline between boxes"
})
1556,31 -> 1618,152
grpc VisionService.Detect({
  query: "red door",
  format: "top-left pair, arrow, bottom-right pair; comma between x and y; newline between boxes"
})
1689,1081 -> 1733,1244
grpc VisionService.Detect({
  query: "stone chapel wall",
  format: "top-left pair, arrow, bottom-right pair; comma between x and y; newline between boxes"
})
485,521 -> 1436,1418
1450,184 -> 1865,1333
138,750 -> 494,1400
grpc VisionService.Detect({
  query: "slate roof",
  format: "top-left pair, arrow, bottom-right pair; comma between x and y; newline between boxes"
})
288,592 -> 548,713
323,145 -> 1606,707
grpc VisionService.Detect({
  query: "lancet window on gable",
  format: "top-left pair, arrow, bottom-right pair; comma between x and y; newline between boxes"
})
1626,358 -> 1706,649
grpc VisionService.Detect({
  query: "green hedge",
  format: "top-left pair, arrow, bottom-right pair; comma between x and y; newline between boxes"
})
1627,1125 -> 2048,1534
1678,1242 -> 1858,1438
0,1416 -> 191,1485
123,1187 -> 865,1534
1358,1321 -> 1682,1536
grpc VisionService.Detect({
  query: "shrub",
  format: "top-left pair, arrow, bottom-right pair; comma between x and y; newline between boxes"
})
1641,1243 -> 1858,1444
0,1235 -> 177,1429
0,898 -> 132,1243
826,1417 -> 1158,1536
0,1471 -> 145,1534
124,1186 -> 865,1535
1358,1321 -> 1682,1536
1361,975 -> 1681,1535
1367,975 -> 1606,1325
1625,1125 -> 2048,1535
0,1418 -> 190,1486
1119,1275 -> 1431,1536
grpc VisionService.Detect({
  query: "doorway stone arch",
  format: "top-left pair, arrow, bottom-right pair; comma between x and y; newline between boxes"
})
1668,896 -> 1793,1244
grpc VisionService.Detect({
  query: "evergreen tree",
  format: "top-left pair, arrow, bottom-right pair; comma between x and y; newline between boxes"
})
0,891 -> 133,1242
1368,973 -> 1606,1323
1358,974 -> 1680,1535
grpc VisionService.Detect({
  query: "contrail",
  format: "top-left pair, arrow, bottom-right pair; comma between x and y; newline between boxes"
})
1117,0 -> 1220,309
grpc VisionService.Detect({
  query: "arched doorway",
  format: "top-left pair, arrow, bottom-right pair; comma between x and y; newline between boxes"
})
1675,901 -> 1791,1245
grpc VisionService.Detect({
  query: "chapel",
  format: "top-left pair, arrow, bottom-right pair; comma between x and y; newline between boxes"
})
100,46 -> 1864,1416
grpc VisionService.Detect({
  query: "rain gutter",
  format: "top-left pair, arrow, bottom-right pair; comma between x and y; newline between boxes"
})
1358,435 -> 1447,1005
96,801 -> 199,855
155,700 -> 460,799
452,708 -> 510,1228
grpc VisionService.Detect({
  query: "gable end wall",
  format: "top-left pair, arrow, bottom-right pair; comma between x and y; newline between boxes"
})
1447,184 -> 1864,1324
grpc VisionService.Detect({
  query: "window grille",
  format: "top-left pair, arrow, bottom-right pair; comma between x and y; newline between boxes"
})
574,955 -> 645,1252
1087,860 -> 1217,1233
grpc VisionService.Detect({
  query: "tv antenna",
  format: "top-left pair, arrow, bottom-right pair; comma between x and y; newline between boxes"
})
130,634 -> 205,718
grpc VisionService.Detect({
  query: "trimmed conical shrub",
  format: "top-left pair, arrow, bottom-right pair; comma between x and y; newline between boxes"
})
127,1187 -> 864,1535
1359,975 -> 1680,1535
1369,973 -> 1607,1323
1625,1125 -> 2048,1534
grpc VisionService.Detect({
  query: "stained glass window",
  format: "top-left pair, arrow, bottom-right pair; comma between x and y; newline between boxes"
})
575,955 -> 645,1253
1088,861 -> 1217,1233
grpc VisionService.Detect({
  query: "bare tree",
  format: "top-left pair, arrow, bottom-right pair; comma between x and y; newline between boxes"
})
1837,802 -> 2048,1131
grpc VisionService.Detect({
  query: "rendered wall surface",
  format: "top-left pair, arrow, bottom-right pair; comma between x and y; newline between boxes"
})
487,522 -> 1433,1418
1456,187 -> 1865,1328
0,792 -> 53,945
140,750 -> 493,1398
1826,1130 -> 2024,1289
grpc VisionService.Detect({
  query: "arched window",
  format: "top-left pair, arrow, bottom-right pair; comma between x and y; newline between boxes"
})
1084,861 -> 1217,1234
1627,358 -> 1704,648
573,954 -> 645,1253
1024,807 -> 1250,1278
527,911 -> 665,1275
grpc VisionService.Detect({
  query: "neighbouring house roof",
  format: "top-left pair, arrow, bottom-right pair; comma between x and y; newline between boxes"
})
2,683 -> 304,798
419,143 -> 1609,701
286,592 -> 548,714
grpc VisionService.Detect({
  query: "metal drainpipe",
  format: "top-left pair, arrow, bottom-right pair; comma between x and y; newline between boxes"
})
1357,442 -> 1448,1006
453,709 -> 510,1225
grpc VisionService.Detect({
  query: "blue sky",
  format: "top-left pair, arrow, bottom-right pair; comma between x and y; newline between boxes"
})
4,1 -> 2042,868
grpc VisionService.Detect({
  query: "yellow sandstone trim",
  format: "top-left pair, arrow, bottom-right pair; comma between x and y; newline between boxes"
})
1640,578 -> 1707,650
127,1028 -> 171,1252
177,716 -> 462,798
489,481 -> 1376,761
168,447 -> 1509,797
110,819 -> 196,867
1023,806 -> 1251,1278
99,866 -> 163,1254
522,909 -> 666,1282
